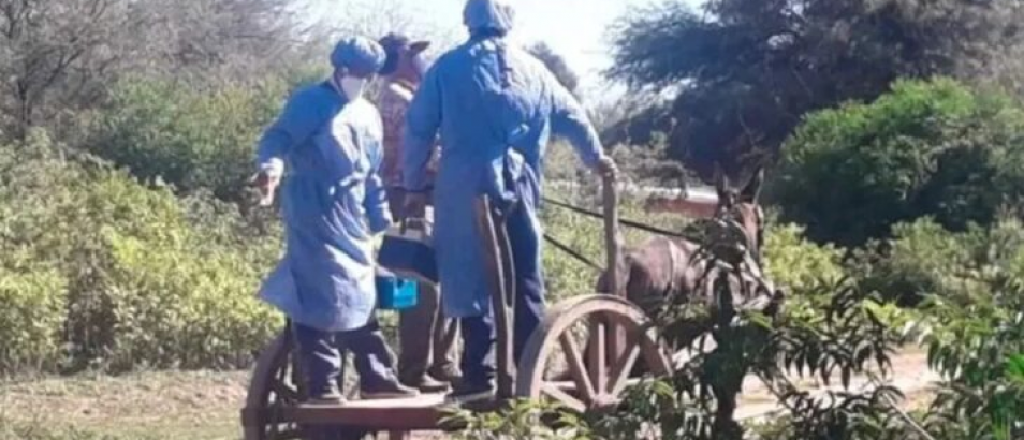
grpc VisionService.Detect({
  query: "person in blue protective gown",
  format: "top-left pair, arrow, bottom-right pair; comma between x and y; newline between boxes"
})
253,36 -> 419,404
401,0 -> 618,402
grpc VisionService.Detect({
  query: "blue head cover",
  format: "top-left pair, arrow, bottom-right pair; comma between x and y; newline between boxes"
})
463,0 -> 515,34
330,36 -> 387,76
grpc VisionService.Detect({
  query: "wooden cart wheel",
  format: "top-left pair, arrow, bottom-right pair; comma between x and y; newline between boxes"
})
243,328 -> 369,440
515,294 -> 672,412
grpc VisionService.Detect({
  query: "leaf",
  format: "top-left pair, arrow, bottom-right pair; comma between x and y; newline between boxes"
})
1006,353 -> 1024,381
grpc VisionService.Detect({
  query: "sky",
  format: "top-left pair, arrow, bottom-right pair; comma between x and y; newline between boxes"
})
307,0 -> 702,102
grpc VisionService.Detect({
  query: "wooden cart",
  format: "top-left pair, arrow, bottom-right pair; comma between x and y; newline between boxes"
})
240,176 -> 673,439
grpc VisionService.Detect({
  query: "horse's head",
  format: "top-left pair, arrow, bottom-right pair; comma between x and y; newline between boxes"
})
379,33 -> 431,86
713,165 -> 765,262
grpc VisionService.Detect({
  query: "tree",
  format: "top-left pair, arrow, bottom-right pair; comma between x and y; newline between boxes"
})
608,0 -> 1024,180
773,78 -> 1024,247
314,0 -> 458,57
137,0 -> 308,82
0,0 -> 145,139
0,0 -> 308,142
527,42 -> 580,96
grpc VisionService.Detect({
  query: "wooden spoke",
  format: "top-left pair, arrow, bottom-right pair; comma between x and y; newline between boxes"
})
607,342 -> 641,396
271,381 -> 301,404
559,333 -> 596,402
517,295 -> 673,413
586,317 -> 608,395
541,383 -> 586,413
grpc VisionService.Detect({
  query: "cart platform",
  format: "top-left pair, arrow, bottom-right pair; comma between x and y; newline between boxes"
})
241,393 -> 449,431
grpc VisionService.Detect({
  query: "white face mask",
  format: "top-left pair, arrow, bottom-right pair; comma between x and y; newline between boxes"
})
338,76 -> 368,100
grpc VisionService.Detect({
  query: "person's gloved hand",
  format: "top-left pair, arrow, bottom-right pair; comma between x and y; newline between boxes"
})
594,155 -> 618,180
370,233 -> 384,253
250,170 -> 281,206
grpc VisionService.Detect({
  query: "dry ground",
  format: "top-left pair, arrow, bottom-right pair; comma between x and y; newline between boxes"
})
0,349 -> 938,440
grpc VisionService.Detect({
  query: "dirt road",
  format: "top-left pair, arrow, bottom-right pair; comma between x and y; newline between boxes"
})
0,349 -> 938,439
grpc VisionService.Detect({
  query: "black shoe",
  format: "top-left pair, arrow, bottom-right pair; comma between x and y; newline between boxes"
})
444,380 -> 495,403
361,379 -> 421,400
306,389 -> 344,405
402,374 -> 450,393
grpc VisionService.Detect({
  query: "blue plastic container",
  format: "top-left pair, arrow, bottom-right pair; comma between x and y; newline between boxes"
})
376,272 -> 419,310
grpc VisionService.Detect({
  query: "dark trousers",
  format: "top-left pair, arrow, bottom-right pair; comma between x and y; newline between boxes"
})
398,281 -> 460,381
293,319 -> 399,396
386,187 -> 460,382
461,191 -> 546,386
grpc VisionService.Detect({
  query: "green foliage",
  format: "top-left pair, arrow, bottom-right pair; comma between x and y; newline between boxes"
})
776,79 -> 1024,246
848,217 -> 1024,439
85,78 -> 286,201
914,275 -> 1024,440
609,0 -> 1024,179
763,223 -> 846,292
0,270 -> 67,373
852,217 -> 1024,306
447,399 -> 592,440
608,276 -> 914,440
0,131 -> 281,373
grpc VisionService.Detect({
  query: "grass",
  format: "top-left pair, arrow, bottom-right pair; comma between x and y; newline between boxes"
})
0,370 -> 250,440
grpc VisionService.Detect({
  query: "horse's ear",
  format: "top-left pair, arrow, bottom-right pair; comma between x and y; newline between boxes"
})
410,41 -> 430,53
741,166 -> 764,203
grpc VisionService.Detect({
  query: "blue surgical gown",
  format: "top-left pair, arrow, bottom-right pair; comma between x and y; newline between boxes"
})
402,38 -> 603,318
256,82 -> 392,332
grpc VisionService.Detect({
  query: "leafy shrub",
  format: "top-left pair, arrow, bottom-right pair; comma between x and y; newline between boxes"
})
775,78 -> 1024,246
85,79 -> 286,201
847,218 -> 1024,438
763,223 -> 846,292
851,217 -> 1024,305
910,271 -> 1024,440
0,131 -> 282,373
0,270 -> 67,374
447,399 -> 591,440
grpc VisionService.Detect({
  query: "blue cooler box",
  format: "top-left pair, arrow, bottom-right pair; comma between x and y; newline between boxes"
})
376,269 -> 419,310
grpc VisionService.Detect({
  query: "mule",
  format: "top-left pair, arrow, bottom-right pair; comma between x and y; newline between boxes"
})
597,168 -> 766,315
547,168 -> 771,383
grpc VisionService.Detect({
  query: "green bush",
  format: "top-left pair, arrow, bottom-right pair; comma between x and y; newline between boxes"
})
851,217 -> 1024,305
775,78 -> 1024,246
763,223 -> 846,292
0,270 -> 67,374
85,79 -> 286,201
915,273 -> 1024,440
0,131 -> 281,373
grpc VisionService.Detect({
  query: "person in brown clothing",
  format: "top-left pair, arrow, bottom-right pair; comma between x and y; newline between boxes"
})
377,33 -> 460,393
